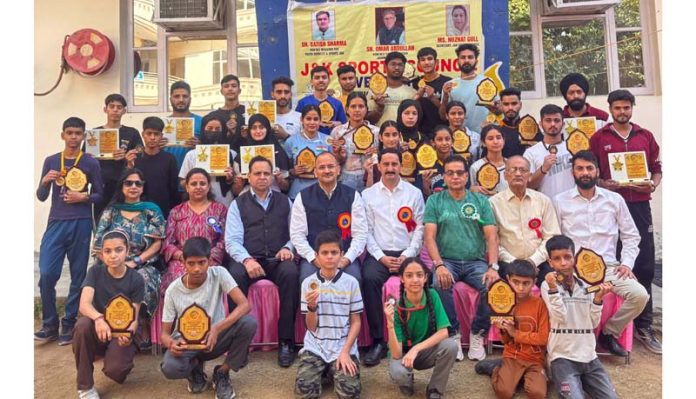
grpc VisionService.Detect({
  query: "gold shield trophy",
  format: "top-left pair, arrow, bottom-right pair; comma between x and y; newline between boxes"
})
477,163 -> 500,192
177,303 -> 211,350
65,168 -> 88,192
452,129 -> 471,155
416,143 -> 438,173
352,126 -> 374,155
104,294 -> 136,338
401,151 -> 417,179
488,279 -> 516,323
575,247 -> 613,294
318,100 -> 335,127
369,71 -> 388,97
296,148 -> 317,179
566,130 -> 590,156
518,115 -> 540,145
476,78 -> 497,106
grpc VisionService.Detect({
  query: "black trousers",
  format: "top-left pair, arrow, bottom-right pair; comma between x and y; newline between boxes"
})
228,258 -> 299,342
499,260 -> 553,288
361,251 -> 402,342
624,201 -> 656,329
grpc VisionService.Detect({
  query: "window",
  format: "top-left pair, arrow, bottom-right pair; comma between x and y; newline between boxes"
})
122,0 -> 261,112
508,0 -> 655,98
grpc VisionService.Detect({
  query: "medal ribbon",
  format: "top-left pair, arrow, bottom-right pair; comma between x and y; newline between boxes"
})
337,212 -> 352,240
60,150 -> 84,176
397,206 -> 417,233
528,218 -> 542,239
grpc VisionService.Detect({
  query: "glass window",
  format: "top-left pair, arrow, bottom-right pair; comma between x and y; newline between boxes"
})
510,35 -> 535,92
133,0 -> 158,106
615,0 -> 646,88
237,47 -> 262,101
236,0 -> 258,45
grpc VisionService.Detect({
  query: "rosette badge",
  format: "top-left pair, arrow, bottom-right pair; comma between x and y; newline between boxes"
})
206,216 -> 223,234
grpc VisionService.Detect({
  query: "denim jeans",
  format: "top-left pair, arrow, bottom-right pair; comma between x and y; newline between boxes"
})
550,358 -> 618,399
432,259 -> 490,334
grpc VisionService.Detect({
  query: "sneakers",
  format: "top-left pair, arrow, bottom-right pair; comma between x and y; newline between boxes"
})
58,325 -> 74,346
212,365 -> 236,399
598,332 -> 628,357
77,387 -> 100,399
398,385 -> 414,396
187,363 -> 208,394
278,341 -> 297,368
475,358 -> 502,376
468,330 -> 486,361
426,388 -> 444,399
34,326 -> 59,342
635,326 -> 662,354
452,333 -> 464,362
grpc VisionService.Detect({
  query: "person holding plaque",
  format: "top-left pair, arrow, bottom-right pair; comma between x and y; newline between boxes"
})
165,81 -> 203,173
179,114 -> 240,208
290,152 -> 368,283
559,73 -> 610,122
93,168 -> 167,352
330,92 -> 379,191
553,151 -> 648,358
541,235 -> 619,399
424,154 -> 500,361
395,99 -> 426,183
160,237 -> 257,399
284,104 -> 332,200
524,104 -> 574,200
384,258 -> 458,399
361,148 -> 425,366
206,74 -> 246,153
35,117 -> 104,345
295,66 -> 347,135
362,120 -> 402,188
440,44 -> 497,132
90,94 -> 143,223
469,125 -> 508,196
416,125 -> 454,197
490,156 -> 561,286
367,52 -> 417,127
271,76 -> 302,142
73,230 -> 144,399
411,47 -> 451,139
226,156 -> 300,368
445,101 -> 481,163
498,87 -> 543,157
132,116 -> 180,218
474,259 -> 549,399
589,90 -> 662,353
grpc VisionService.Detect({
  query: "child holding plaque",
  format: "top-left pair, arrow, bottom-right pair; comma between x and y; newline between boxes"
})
416,125 -> 454,197
160,237 -> 257,399
445,101 -> 481,163
384,257 -> 458,399
396,100 -> 427,183
469,125 -> 508,196
73,230 -> 144,399
474,259 -> 549,399
541,235 -> 618,399
295,66 -> 347,135
295,230 -> 363,399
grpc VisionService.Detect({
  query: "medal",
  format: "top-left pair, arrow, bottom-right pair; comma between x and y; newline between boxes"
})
59,151 -> 84,190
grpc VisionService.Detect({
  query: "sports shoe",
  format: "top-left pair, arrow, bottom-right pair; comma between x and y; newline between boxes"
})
426,388 -> 443,399
598,332 -> 628,357
468,330 -> 486,361
77,387 -> 100,399
635,326 -> 662,354
34,326 -> 59,342
187,363 -> 208,394
475,358 -> 502,376
452,333 -> 464,362
398,385 -> 414,396
58,325 -> 74,346
212,365 -> 236,399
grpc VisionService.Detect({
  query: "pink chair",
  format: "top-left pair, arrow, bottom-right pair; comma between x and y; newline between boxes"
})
594,292 -> 633,364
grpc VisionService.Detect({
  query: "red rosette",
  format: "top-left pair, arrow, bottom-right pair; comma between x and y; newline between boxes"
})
337,212 -> 352,240
528,217 -> 542,239
397,206 -> 417,233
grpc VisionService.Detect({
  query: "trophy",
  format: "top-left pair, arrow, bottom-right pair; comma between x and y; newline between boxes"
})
400,151 -> 416,178
566,130 -> 590,156
104,294 -> 136,338
518,115 -> 539,145
296,147 -> 317,178
452,129 -> 471,154
369,71 -> 388,97
65,167 -> 88,192
475,77 -> 497,107
476,163 -> 500,191
488,279 -> 516,323
608,151 -> 650,185
177,303 -> 211,350
416,143 -> 437,173
318,100 -> 335,126
352,126 -> 374,155
574,247 -> 613,294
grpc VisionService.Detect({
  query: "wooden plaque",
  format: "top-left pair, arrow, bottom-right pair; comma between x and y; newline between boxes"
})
452,129 -> 471,153
352,126 -> 374,154
609,151 -> 650,185
476,162 -> 500,191
177,303 -> 211,350
319,100 -> 335,124
487,279 -> 516,323
85,129 -> 119,159
566,130 -> 590,156
416,144 -> 437,169
574,247 -> 607,294
476,77 -> 497,106
518,115 -> 539,141
369,71 -> 388,96
105,294 -> 136,338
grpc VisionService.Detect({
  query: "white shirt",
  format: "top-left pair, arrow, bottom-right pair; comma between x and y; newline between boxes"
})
276,110 -> 301,138
523,140 -> 574,199
362,178 -> 425,259
290,185 -> 368,263
553,186 -> 640,269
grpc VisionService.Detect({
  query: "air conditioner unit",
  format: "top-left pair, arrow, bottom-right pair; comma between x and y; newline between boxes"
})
542,0 -> 620,16
154,0 -> 226,31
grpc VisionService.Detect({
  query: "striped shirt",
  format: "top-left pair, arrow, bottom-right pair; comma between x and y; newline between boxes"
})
300,270 -> 363,363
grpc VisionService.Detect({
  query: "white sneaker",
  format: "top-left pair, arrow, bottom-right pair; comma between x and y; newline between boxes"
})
468,331 -> 486,361
78,387 -> 100,399
453,333 -> 464,361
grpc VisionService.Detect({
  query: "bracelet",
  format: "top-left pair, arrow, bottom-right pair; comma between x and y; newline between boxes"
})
434,263 -> 445,271
307,305 -> 317,312
547,290 -> 559,295
540,166 -> 548,175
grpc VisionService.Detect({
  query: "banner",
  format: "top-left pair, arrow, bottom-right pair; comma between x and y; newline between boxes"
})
287,0 -> 483,96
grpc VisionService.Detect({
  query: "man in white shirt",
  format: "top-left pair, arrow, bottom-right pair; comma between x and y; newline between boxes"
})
490,156 -> 561,286
553,150 -> 648,358
360,148 -> 425,366
271,76 -> 301,142
524,104 -> 574,199
290,152 -> 368,283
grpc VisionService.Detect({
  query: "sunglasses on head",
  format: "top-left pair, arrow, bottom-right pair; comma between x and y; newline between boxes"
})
124,180 -> 144,188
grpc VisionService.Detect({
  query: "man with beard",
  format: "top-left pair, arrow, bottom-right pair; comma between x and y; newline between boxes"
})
360,148 -> 425,366
367,51 -> 417,127
498,87 -> 542,157
411,47 -> 450,139
207,74 -> 246,153
296,66 -> 347,135
559,73 -> 610,124
553,151 -> 648,358
590,90 -> 663,354
271,76 -> 301,142
164,81 -> 203,172
375,9 -> 405,45
440,44 -> 496,132
333,64 -> 360,108
525,104 -> 575,199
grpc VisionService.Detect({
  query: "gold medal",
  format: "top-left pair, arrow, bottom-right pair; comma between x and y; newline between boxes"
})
408,139 -> 417,150
55,176 -> 65,186
417,78 -> 427,89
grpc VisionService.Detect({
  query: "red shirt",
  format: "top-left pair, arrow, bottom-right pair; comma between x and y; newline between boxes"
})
590,122 -> 662,203
562,102 -> 609,121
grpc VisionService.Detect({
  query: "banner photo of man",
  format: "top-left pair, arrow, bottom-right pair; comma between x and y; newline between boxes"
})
288,0 -> 483,96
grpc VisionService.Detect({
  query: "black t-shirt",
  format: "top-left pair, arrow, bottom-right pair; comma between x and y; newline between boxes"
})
499,121 -> 543,158
81,264 -> 145,314
207,106 -> 246,153
87,125 -> 143,182
134,150 -> 180,218
411,75 -> 451,139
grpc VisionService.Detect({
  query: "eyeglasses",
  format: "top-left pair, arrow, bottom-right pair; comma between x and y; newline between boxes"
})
124,180 -> 144,188
508,167 -> 530,174
444,170 -> 467,177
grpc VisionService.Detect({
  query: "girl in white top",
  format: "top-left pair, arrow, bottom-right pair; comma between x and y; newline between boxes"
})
469,124 -> 508,196
445,100 -> 480,163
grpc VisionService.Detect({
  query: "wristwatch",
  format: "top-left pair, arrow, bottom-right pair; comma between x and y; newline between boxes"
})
133,256 -> 143,266
489,263 -> 500,271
